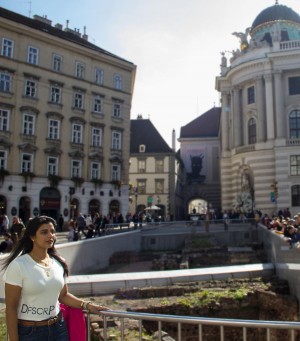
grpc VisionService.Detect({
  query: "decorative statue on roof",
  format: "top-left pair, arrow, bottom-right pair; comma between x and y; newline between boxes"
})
232,27 -> 251,52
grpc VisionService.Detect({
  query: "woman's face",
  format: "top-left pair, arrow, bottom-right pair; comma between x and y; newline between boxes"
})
32,222 -> 56,249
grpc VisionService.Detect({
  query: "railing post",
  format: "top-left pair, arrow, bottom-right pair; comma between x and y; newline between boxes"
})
220,325 -> 224,341
198,324 -> 203,341
178,322 -> 182,340
121,317 -> 125,341
103,315 -> 108,341
86,313 -> 91,341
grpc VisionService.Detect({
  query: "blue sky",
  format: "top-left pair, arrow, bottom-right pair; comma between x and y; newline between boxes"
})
1,0 -> 300,147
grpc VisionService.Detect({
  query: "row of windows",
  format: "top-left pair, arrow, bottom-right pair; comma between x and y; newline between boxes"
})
137,159 -> 164,173
0,150 -> 121,181
1,37 -> 123,89
247,110 -> 300,145
136,179 -> 165,194
0,108 -> 122,149
0,72 -> 123,117
247,76 -> 300,105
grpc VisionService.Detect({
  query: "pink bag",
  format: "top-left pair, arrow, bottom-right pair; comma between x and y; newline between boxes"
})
60,304 -> 86,341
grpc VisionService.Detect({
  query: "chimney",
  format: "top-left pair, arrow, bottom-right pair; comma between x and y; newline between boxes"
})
172,129 -> 176,151
82,26 -> 88,41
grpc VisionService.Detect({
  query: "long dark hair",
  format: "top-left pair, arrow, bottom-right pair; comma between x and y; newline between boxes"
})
2,215 -> 69,276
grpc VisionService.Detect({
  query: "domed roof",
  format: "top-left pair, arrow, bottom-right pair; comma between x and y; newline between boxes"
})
252,3 -> 300,30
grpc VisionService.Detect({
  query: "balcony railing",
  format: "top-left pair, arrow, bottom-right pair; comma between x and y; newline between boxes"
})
286,138 -> 300,146
280,40 -> 300,50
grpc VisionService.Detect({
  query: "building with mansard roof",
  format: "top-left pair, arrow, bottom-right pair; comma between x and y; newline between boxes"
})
129,116 -> 185,220
216,1 -> 300,216
0,7 -> 136,223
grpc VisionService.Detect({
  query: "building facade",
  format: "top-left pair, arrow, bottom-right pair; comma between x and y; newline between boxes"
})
0,7 -> 136,223
178,107 -> 221,217
129,116 -> 184,221
216,2 -> 300,216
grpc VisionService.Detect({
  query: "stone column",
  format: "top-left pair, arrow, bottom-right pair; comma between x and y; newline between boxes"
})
264,73 -> 275,140
232,87 -> 241,147
255,76 -> 265,142
221,91 -> 230,151
274,70 -> 285,138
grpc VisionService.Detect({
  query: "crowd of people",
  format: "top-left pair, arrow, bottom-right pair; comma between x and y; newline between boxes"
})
67,212 -> 128,242
259,209 -> 300,249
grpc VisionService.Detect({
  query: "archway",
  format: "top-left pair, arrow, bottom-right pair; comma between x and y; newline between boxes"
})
40,187 -> 61,221
88,199 -> 100,219
188,198 -> 208,217
19,196 -> 31,225
109,200 -> 120,214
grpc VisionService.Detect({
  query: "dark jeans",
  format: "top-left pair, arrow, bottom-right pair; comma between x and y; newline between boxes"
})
18,318 -> 69,341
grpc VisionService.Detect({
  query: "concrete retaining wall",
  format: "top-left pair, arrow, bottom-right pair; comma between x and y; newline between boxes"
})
0,230 -> 141,299
259,225 -> 300,302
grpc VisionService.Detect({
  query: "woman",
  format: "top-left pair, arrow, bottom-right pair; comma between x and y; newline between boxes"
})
3,215 -> 109,341
10,216 -> 25,240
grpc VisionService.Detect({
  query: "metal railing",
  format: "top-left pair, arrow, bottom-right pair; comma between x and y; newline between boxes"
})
86,310 -> 300,341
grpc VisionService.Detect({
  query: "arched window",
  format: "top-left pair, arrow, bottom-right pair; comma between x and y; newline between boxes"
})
291,185 -> 300,206
289,110 -> 300,138
248,118 -> 256,144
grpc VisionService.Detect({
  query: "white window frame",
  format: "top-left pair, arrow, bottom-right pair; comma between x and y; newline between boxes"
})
114,74 -> 122,90
91,127 -> 102,147
48,119 -> 60,140
138,159 -> 146,173
112,130 -> 121,150
1,38 -> 14,58
52,54 -> 62,72
47,156 -> 58,175
0,72 -> 12,92
0,108 -> 9,131
72,123 -> 83,144
91,161 -> 101,180
25,79 -> 37,97
155,159 -> 164,172
71,159 -> 82,178
113,103 -> 121,118
50,85 -> 61,103
155,179 -> 164,194
111,164 -> 120,181
0,150 -> 7,169
21,153 -> 33,173
93,95 -> 103,113
22,113 -> 35,135
95,67 -> 104,85
74,92 -> 84,109
27,46 -> 39,65
75,61 -> 85,79
137,179 -> 146,194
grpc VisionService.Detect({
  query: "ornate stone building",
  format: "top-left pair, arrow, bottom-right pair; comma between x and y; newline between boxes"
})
0,7 -> 136,223
216,2 -> 300,216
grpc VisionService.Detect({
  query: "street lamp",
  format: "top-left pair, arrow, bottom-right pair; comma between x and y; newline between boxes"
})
134,187 -> 138,214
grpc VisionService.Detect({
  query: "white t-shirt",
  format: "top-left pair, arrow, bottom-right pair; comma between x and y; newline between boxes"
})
4,254 -> 65,321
